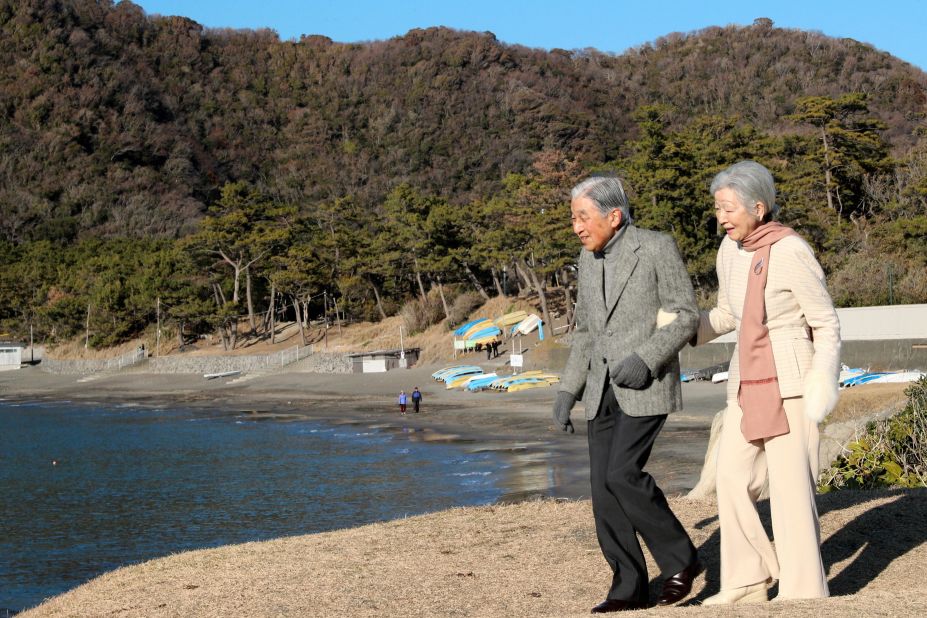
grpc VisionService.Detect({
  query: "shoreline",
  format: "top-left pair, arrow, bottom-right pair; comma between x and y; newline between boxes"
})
9,366 -> 927,617
0,365 -> 726,501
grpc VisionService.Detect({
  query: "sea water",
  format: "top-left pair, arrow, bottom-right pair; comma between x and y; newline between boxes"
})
0,400 -> 506,613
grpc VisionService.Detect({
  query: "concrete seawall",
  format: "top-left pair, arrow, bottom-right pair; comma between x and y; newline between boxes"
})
41,351 -> 352,375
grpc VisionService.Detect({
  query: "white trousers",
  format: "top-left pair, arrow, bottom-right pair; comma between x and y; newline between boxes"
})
716,396 -> 829,599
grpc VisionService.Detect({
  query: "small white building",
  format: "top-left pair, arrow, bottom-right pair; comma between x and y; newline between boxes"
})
0,342 -> 23,371
347,348 -> 420,373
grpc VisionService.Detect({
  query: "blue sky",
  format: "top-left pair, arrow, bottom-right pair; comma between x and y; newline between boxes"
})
133,1 -> 927,71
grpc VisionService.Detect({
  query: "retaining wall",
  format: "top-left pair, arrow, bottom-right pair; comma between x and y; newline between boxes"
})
289,352 -> 353,374
41,348 -> 146,374
41,349 -> 352,375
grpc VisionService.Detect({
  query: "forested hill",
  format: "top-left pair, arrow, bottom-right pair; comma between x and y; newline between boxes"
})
2,1 -> 925,242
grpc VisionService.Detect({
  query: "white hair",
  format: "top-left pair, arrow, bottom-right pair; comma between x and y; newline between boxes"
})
709,160 -> 780,222
571,175 -> 632,223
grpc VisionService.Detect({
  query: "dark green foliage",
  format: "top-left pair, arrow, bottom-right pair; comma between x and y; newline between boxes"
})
0,3 -> 925,347
820,378 -> 927,491
1,2 -> 926,243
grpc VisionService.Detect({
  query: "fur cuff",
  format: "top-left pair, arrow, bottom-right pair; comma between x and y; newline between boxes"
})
656,309 -> 678,329
803,368 -> 839,423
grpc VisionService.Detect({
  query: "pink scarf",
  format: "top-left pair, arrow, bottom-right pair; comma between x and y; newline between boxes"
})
737,222 -> 798,441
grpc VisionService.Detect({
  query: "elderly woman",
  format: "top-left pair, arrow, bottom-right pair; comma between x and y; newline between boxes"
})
694,161 -> 840,604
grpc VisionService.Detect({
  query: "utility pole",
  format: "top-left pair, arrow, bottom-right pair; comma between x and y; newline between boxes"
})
399,324 -> 407,369
156,296 -> 161,357
84,302 -> 91,349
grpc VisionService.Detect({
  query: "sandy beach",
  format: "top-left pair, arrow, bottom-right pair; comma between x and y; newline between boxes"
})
0,363 -> 726,501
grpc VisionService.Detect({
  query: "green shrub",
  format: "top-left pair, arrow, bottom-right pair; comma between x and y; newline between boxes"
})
819,377 -> 927,492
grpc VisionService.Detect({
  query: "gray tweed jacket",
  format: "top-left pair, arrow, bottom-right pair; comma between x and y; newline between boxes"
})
559,225 -> 698,419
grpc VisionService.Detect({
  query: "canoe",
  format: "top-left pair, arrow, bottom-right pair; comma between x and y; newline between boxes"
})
433,365 -> 482,381
490,371 -> 542,389
466,326 -> 502,341
446,372 -> 484,389
838,366 -> 866,385
461,319 -> 493,338
711,371 -> 729,383
432,365 -> 479,380
453,319 -> 487,336
492,372 -> 552,390
466,373 -> 498,391
843,372 -> 888,387
495,310 -> 528,328
515,314 -> 541,336
204,370 -> 241,380
507,381 -> 553,392
439,366 -> 484,382
502,377 -> 559,391
868,371 -> 925,384
505,375 -> 559,387
854,373 -> 889,385
432,365 -> 465,380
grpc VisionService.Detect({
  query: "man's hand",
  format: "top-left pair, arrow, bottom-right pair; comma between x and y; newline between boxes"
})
610,353 -> 651,390
552,391 -> 576,433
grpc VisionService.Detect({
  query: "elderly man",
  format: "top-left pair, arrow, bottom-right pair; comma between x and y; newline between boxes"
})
554,175 -> 701,612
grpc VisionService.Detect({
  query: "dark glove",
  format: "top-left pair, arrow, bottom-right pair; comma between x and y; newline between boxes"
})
552,391 -> 576,433
610,353 -> 651,390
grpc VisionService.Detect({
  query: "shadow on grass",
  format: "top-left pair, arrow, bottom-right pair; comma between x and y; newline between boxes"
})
675,488 -> 927,604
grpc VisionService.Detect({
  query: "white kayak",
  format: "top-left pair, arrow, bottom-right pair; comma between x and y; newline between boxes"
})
515,314 -> 541,335
204,370 -> 241,380
868,370 -> 925,384
711,371 -> 729,384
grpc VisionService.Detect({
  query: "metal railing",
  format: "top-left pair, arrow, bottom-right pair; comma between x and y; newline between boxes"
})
268,344 -> 313,368
103,347 -> 148,371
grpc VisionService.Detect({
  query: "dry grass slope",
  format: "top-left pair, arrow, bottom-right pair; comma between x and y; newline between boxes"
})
24,490 -> 927,617
43,296 -> 540,365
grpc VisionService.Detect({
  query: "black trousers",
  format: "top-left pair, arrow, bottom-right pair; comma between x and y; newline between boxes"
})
588,384 -> 697,602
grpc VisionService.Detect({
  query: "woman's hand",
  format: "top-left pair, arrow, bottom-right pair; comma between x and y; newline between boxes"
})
803,368 -> 839,423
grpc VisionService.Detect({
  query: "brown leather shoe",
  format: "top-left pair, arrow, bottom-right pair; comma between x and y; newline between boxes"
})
655,560 -> 704,606
590,598 -> 648,613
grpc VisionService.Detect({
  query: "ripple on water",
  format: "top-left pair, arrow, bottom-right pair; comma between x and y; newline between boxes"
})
0,400 -> 509,613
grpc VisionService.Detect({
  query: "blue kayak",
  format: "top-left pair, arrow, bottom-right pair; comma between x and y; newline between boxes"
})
842,372 -> 888,387
454,319 -> 486,336
466,373 -> 499,391
466,326 -> 502,340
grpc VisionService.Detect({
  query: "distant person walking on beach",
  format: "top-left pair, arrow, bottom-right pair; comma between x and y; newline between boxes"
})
693,161 -> 840,604
554,174 -> 702,612
398,390 -> 408,414
411,387 -> 422,413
